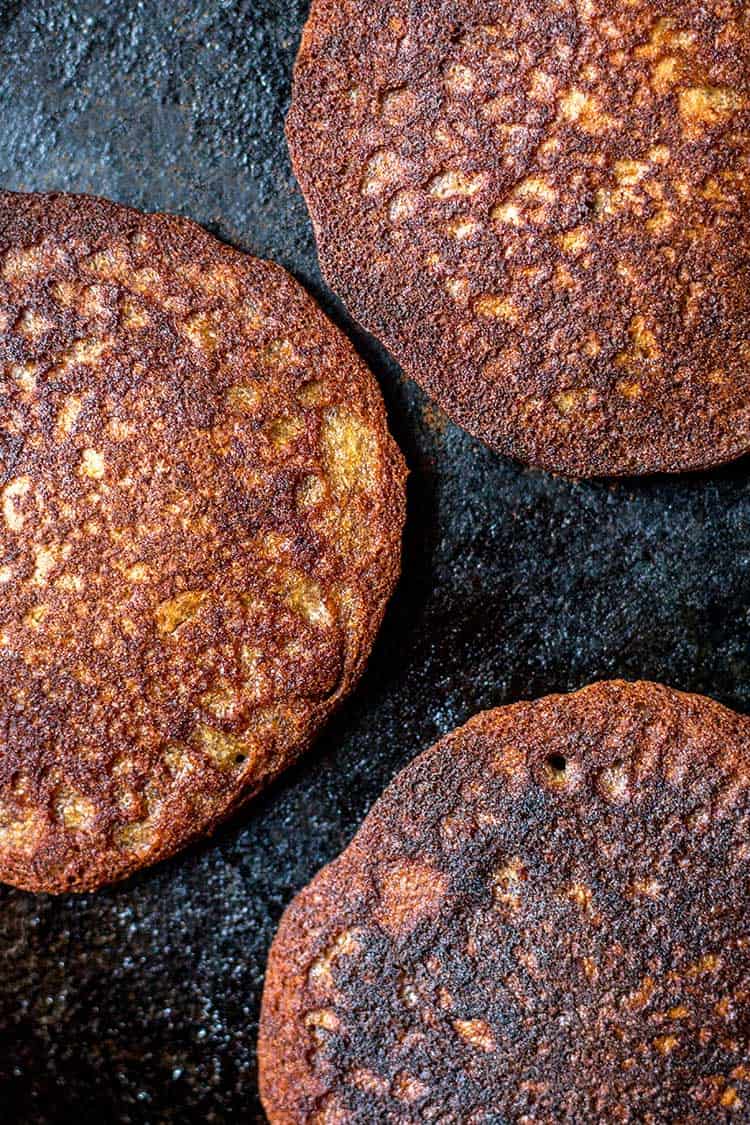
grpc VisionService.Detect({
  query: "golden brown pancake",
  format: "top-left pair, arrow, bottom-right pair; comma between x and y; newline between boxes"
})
288,2 -> 750,476
259,681 -> 750,1122
0,191 -> 406,893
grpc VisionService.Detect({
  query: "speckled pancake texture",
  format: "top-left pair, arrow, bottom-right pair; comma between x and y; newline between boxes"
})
0,191 -> 405,894
259,681 -> 750,1123
288,1 -> 750,477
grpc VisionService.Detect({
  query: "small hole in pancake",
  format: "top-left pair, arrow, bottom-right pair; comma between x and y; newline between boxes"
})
547,753 -> 567,773
234,753 -> 246,765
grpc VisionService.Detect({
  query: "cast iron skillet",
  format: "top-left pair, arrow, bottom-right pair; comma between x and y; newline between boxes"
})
0,2 -> 749,1121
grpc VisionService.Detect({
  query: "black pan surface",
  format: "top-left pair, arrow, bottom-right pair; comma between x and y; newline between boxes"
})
1,2 -> 749,1121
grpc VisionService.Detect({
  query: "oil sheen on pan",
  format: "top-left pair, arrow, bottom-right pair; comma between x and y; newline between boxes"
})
288,1 -> 750,477
0,191 -> 406,893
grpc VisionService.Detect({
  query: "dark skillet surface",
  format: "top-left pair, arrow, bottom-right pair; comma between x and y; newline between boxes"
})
0,2 -> 749,1122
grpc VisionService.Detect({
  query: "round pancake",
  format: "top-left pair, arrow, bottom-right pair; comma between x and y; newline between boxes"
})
287,2 -> 750,477
0,191 -> 406,894
259,681 -> 750,1122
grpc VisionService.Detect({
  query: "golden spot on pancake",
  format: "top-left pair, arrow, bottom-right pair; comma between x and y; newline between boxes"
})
85,243 -> 131,280
361,149 -> 404,196
428,169 -> 488,199
12,363 -> 37,392
183,309 -> 221,354
54,339 -> 112,379
0,807 -> 41,856
445,216 -> 481,240
305,1008 -> 340,1032
16,308 -> 51,339
322,406 -> 378,494
629,873 -> 665,900
474,294 -> 517,322
121,296 -> 150,330
297,379 -> 332,408
259,337 -> 298,370
492,201 -> 522,226
155,590 -> 208,635
381,87 -> 418,123
375,861 -> 448,937
280,570 -> 333,629
349,1068 -> 388,1096
79,448 -> 106,480
193,725 -> 255,771
686,953 -> 723,978
679,86 -> 747,136
559,87 -> 615,132
266,415 -> 305,450
3,243 -> 47,281
443,62 -> 476,97
558,227 -> 589,255
55,788 -> 97,831
453,1019 -> 496,1052
24,604 -> 49,629
388,189 -> 420,223
115,818 -> 158,855
597,764 -> 630,804
445,277 -> 470,302
308,929 -> 364,992
32,543 -> 65,587
123,562 -> 151,583
565,881 -> 596,915
492,856 -> 527,911
296,473 -> 326,508
55,394 -> 84,439
226,383 -> 261,414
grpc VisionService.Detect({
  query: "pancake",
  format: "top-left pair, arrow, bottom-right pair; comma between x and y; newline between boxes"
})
259,681 -> 750,1122
0,191 -> 406,893
287,2 -> 750,477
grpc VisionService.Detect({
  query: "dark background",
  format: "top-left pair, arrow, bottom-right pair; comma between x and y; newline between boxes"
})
0,1 -> 748,1121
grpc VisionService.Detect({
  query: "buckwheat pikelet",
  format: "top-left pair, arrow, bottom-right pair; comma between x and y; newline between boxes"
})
288,2 -> 750,476
0,191 -> 405,893
259,681 -> 750,1123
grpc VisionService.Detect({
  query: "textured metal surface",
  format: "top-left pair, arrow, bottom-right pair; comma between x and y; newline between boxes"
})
0,2 -> 749,1122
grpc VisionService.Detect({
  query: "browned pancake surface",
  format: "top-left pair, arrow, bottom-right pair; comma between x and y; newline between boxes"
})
259,681 -> 750,1122
288,1 -> 750,476
0,191 -> 405,893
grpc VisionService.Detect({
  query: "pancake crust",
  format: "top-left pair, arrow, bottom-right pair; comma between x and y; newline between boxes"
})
259,681 -> 750,1122
0,191 -> 406,893
288,1 -> 750,477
